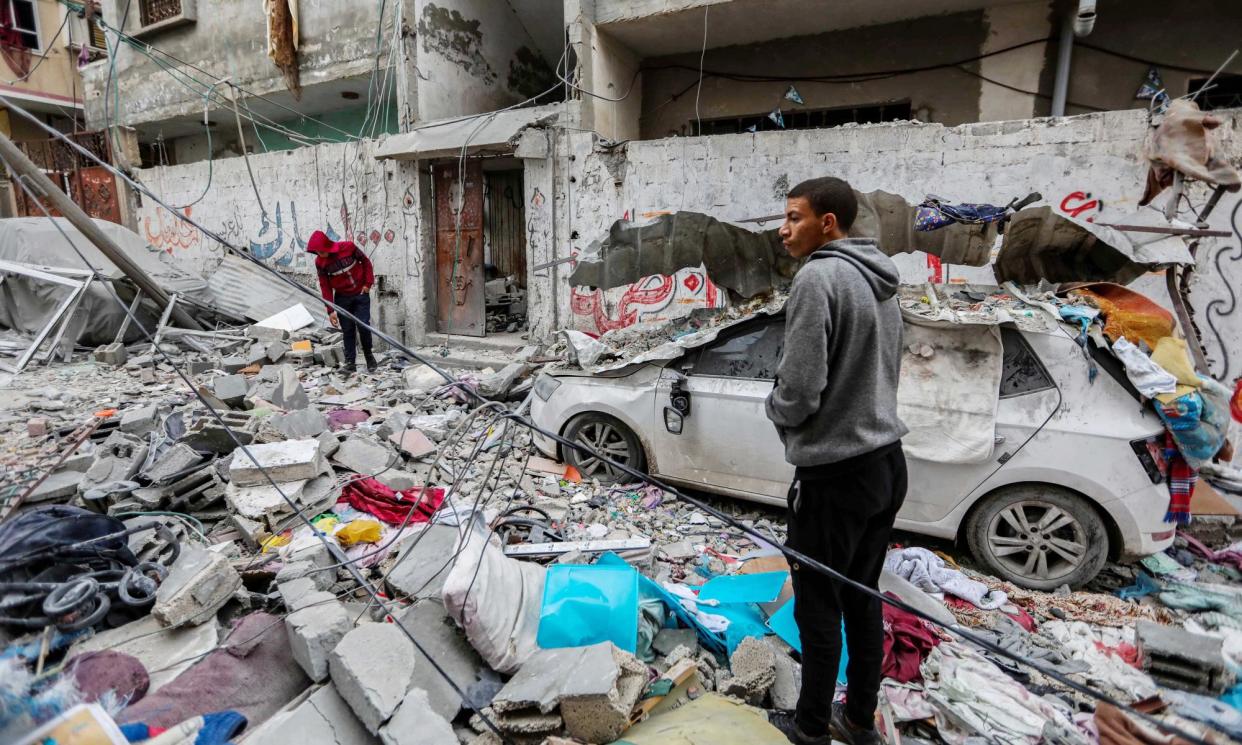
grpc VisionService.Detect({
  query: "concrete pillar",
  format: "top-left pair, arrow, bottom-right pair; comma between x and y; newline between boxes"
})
393,0 -> 419,133
110,125 -> 142,231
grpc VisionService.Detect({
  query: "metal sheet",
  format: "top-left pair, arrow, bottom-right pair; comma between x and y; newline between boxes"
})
434,161 -> 485,336
485,170 -> 526,282
206,252 -> 328,326
374,105 -> 561,160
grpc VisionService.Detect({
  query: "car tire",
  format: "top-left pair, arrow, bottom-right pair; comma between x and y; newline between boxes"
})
561,413 -> 646,484
965,484 -> 1109,591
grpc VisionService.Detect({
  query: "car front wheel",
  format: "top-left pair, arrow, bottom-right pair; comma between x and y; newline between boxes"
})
965,485 -> 1109,591
561,413 -> 646,484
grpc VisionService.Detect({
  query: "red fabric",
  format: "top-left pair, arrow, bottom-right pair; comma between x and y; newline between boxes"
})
1004,604 -> 1037,632
1232,378 -> 1242,423
341,477 -> 445,525
881,594 -> 940,683
1164,432 -> 1196,526
307,230 -> 374,311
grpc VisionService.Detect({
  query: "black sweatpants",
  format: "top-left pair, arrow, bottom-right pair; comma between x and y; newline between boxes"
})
785,441 -> 907,736
335,292 -> 374,366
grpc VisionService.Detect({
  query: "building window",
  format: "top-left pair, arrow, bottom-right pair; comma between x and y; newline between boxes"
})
691,101 -> 913,136
139,0 -> 183,27
1189,75 -> 1242,111
4,0 -> 41,51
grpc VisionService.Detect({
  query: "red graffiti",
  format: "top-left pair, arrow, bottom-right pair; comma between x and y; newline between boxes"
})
1060,191 -> 1101,220
571,275 -> 676,333
683,274 -> 701,292
926,253 -> 942,284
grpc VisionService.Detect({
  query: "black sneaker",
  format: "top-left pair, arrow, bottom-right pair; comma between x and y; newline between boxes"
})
363,354 -> 378,373
342,364 -> 356,375
829,702 -> 882,745
768,711 -> 832,745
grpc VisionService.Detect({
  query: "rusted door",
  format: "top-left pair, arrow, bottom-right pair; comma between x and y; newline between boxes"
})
434,161 -> 485,336
11,131 -> 122,224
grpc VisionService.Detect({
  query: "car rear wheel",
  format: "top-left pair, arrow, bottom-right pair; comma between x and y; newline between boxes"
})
562,413 -> 646,484
965,485 -> 1109,591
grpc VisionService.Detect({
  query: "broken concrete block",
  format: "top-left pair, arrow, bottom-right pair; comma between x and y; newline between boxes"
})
142,443 -> 204,484
402,365 -> 444,393
246,344 -> 270,366
26,417 -> 49,438
256,684 -> 379,745
267,340 -> 290,362
395,601 -> 484,721
380,688 -> 457,745
277,559 -> 334,591
385,526 -> 460,601
213,374 -> 250,407
374,469 -> 421,492
286,532 -> 335,569
26,469 -> 85,503
279,578 -> 322,610
92,342 -> 127,366
317,344 -> 346,368
389,428 -> 436,459
220,356 -> 247,374
229,439 -> 328,486
287,597 -> 352,681
329,622 -> 417,733
559,644 -> 647,744
333,435 -> 397,475
187,360 -> 216,375
723,637 -> 776,706
272,408 -> 329,439
152,546 -> 243,627
231,512 -> 266,551
247,324 -> 289,343
139,368 -> 156,385
250,364 -> 309,410
477,362 -> 530,399
225,476 -> 336,529
769,641 -> 801,710
81,431 -> 149,494
119,405 -> 160,435
318,430 -> 341,458
1136,619 -> 1230,693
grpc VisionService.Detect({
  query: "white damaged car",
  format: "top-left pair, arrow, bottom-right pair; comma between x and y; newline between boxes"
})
531,309 -> 1177,590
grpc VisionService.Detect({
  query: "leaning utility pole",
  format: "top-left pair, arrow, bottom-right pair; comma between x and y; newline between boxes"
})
0,130 -> 204,331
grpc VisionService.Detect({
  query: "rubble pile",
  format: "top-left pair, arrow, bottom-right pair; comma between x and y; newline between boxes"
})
1,294 -> 1241,745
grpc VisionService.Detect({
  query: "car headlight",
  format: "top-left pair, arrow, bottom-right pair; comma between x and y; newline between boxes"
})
533,374 -> 562,402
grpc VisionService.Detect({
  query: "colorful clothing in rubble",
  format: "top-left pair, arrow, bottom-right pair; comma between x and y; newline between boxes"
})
341,477 -> 445,525
881,594 -> 940,683
1164,432 -> 1197,525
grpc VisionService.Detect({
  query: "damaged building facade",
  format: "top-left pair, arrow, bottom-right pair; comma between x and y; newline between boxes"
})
98,0 -> 1242,380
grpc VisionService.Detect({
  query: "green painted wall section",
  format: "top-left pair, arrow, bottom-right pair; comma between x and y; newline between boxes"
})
254,100 -> 398,151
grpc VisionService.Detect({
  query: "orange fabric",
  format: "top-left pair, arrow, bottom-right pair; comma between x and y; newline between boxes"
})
1072,283 -> 1175,348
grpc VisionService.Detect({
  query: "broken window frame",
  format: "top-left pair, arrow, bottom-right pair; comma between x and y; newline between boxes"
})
0,259 -> 93,374
5,0 -> 41,52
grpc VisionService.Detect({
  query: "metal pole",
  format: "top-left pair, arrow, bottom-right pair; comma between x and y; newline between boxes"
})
1050,20 -> 1074,117
0,130 -> 204,330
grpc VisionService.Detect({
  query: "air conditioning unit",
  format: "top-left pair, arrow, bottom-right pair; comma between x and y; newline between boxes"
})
132,0 -> 197,38
65,4 -> 108,63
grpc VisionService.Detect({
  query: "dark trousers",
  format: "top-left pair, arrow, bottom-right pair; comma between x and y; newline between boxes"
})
335,292 -> 374,366
786,441 -> 907,736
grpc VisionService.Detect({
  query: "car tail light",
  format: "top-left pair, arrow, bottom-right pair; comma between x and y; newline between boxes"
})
1151,529 -> 1175,541
1130,434 -> 1167,485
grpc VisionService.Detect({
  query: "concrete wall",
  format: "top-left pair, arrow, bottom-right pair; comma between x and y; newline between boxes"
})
134,139 -> 430,345
415,0 -> 561,123
82,0 -> 397,130
637,10 -> 990,138
541,109 -> 1242,382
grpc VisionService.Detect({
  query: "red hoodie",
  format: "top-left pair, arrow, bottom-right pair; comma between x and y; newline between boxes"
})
307,230 -> 374,311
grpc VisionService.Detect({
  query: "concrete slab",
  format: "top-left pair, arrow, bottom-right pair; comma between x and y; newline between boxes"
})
394,600 -> 483,721
213,374 -> 250,407
120,405 -> 160,435
330,622 -> 417,732
559,644 -> 647,744
142,443 -> 204,484
384,526 -> 460,601
229,439 -> 327,486
66,614 -> 219,693
273,408 -> 329,439
379,688 -> 457,745
277,559 -> 334,591
333,436 -> 397,476
287,597 -> 352,682
389,428 -> 436,459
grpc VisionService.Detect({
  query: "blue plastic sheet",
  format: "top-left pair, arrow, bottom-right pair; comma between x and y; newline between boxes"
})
1114,571 -> 1162,600
697,571 -> 789,605
537,560 -> 639,653
767,598 -> 849,684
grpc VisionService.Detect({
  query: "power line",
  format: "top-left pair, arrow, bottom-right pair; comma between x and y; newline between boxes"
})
0,95 -> 1219,745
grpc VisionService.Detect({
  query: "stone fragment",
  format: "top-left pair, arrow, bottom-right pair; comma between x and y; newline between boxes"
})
80,431 -> 149,494
329,622 -> 417,732
394,601 -> 484,720
139,368 -> 156,385
318,344 -> 346,368
247,325 -> 289,342
213,374 -> 250,407
142,443 -> 204,484
287,596 -> 352,681
272,408 -> 329,439
402,365 -> 444,393
653,627 -> 698,658
231,513 -> 266,551
251,364 -> 308,410
267,341 -> 290,362
26,470 -> 84,503
723,637 -> 776,705
384,526 -> 460,601
1136,619 -> 1229,692
333,435 -> 397,475
119,405 -> 160,435
379,688 -> 457,745
259,683 -> 379,744
559,644 -> 647,744
769,641 -> 801,710
279,578 -> 321,610
220,356 -> 247,374
477,362 -> 530,399
374,469 -> 421,492
229,439 -> 328,486
277,559 -> 334,591
389,428 -> 436,459
26,417 -> 49,438
152,546 -> 243,627
92,342 -> 127,366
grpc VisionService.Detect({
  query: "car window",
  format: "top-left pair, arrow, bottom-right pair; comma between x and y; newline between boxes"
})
999,327 -> 1056,397
692,320 -> 785,380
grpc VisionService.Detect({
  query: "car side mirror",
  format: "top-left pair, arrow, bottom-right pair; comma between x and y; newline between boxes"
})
663,406 -> 684,435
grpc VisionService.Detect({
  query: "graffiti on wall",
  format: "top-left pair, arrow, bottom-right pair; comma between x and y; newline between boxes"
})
1059,191 -> 1102,220
143,206 -> 201,253
571,268 -> 723,335
240,202 -> 401,270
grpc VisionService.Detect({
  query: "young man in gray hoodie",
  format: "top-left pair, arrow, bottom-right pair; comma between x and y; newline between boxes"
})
766,177 -> 908,745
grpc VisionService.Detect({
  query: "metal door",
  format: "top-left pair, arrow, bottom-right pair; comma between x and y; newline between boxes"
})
434,161 -> 485,336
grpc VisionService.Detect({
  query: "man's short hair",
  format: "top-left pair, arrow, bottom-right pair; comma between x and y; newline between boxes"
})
788,177 -> 858,231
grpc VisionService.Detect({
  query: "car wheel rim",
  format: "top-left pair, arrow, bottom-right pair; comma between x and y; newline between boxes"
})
986,500 -> 1088,582
572,422 -> 631,479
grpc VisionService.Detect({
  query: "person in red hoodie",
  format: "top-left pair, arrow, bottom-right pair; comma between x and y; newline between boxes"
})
306,230 -> 377,373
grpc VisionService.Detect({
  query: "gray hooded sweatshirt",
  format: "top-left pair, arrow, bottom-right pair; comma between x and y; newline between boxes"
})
765,237 -> 908,467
